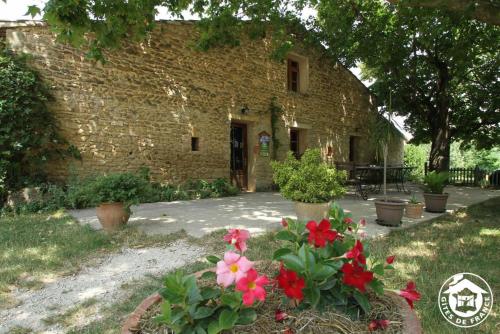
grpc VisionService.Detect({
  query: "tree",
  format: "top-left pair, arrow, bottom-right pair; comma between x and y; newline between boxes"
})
19,0 -> 500,172
387,0 -> 500,26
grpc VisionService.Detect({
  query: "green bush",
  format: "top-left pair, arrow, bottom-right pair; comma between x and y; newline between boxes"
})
0,50 -> 76,202
404,144 -> 430,182
271,149 -> 346,203
423,172 -> 448,194
90,173 -> 151,209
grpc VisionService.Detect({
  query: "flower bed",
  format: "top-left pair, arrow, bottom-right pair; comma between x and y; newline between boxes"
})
123,204 -> 422,333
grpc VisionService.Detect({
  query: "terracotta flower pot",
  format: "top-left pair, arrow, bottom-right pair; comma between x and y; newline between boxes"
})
96,202 -> 130,231
375,199 -> 406,226
423,193 -> 449,213
405,203 -> 424,219
293,201 -> 330,222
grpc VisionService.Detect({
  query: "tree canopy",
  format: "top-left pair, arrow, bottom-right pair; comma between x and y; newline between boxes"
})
14,0 -> 500,172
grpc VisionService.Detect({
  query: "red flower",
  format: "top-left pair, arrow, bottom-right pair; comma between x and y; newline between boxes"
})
386,255 -> 395,264
284,328 -> 294,334
399,281 -> 421,309
341,261 -> 374,292
344,217 -> 354,224
368,319 -> 391,331
275,309 -> 288,322
281,218 -> 288,227
276,266 -> 306,301
306,219 -> 338,248
223,229 -> 250,252
345,240 -> 366,264
235,268 -> 270,306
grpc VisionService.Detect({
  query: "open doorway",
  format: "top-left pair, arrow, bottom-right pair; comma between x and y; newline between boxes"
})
230,122 -> 248,189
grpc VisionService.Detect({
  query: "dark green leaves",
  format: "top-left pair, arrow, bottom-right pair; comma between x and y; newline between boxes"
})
206,255 -> 221,264
280,254 -> 305,273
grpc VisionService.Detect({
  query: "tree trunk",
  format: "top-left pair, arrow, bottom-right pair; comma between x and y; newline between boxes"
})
428,59 -> 452,173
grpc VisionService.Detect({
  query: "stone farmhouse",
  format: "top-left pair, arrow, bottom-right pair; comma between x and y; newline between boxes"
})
1,20 -> 405,191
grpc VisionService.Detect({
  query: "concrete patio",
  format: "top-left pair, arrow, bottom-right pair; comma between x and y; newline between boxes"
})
71,185 -> 499,239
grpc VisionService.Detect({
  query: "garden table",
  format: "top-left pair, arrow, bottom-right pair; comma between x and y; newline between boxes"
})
352,165 -> 415,200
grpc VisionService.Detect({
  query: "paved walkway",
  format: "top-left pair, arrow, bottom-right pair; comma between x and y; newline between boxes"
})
71,185 -> 499,238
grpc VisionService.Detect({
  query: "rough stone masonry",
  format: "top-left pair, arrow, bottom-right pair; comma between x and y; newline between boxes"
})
2,20 -> 404,191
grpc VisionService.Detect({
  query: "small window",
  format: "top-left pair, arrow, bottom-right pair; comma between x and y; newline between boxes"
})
287,59 -> 300,92
191,137 -> 199,151
349,136 -> 358,162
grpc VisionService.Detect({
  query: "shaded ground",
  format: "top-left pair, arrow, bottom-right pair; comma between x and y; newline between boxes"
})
71,185 -> 499,238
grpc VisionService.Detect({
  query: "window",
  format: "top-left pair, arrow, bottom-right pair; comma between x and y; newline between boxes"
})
290,129 -> 300,159
191,137 -> 199,151
287,59 -> 300,92
286,54 -> 309,93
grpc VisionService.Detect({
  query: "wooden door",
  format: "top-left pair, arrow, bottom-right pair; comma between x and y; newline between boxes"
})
230,123 -> 248,189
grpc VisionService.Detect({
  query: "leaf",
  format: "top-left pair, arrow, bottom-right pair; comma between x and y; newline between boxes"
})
273,247 -> 292,260
311,263 -> 337,280
218,309 -> 239,330
207,321 -> 220,334
319,278 -> 337,290
221,292 -> 242,309
369,279 -> 385,296
372,263 -> 384,276
161,300 -> 172,323
201,271 -> 217,280
236,308 -> 257,325
281,254 -> 305,273
192,306 -> 216,320
195,325 -> 208,334
304,286 -> 321,307
206,255 -> 221,264
25,5 -> 41,18
353,290 -> 371,314
275,230 -> 296,242
201,287 -> 220,300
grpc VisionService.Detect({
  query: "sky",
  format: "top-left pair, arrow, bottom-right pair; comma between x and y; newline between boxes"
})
0,0 -> 411,139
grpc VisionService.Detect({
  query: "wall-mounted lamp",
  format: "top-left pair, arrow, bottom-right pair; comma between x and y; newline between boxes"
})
240,105 -> 250,115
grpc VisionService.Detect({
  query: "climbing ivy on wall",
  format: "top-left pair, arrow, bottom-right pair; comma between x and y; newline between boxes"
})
0,50 -> 78,202
269,97 -> 283,160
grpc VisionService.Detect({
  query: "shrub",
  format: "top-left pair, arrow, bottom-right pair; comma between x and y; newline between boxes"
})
271,149 -> 346,203
90,172 -> 151,209
423,172 -> 448,194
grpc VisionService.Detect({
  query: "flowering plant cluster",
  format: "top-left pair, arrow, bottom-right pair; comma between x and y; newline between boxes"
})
157,229 -> 269,334
157,205 -> 420,333
274,203 -> 421,322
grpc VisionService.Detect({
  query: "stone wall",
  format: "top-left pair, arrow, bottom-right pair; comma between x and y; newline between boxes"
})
4,21 -> 405,191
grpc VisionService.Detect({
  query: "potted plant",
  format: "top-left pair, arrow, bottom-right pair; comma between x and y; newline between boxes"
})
373,98 -> 407,226
271,148 -> 346,221
423,171 -> 449,213
405,194 -> 424,219
91,172 -> 149,231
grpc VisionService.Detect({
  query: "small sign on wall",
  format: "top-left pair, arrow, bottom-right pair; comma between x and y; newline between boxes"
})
258,131 -> 271,157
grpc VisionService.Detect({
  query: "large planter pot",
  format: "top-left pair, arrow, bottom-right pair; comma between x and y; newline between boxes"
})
96,202 -> 130,231
375,199 -> 406,226
293,201 -> 330,222
423,193 -> 449,213
122,272 -> 422,334
405,203 -> 424,219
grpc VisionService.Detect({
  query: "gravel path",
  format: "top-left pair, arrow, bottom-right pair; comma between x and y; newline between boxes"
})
0,240 -> 205,334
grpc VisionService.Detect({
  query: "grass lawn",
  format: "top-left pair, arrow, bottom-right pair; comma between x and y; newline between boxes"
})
0,210 -> 186,309
71,197 -> 499,334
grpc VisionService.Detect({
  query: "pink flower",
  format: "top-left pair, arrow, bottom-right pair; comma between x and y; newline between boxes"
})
216,251 -> 253,287
281,218 -> 288,227
275,309 -> 288,322
368,319 -> 391,331
344,217 -> 354,224
236,268 -> 270,305
223,229 -> 250,252
359,232 -> 368,239
359,218 -> 367,226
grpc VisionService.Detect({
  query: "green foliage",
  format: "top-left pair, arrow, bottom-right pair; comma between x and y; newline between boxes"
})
269,97 -> 283,160
0,50 -> 76,200
274,204 -> 387,315
404,143 -> 430,181
3,169 -> 239,214
271,149 -> 346,203
423,171 -> 449,194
